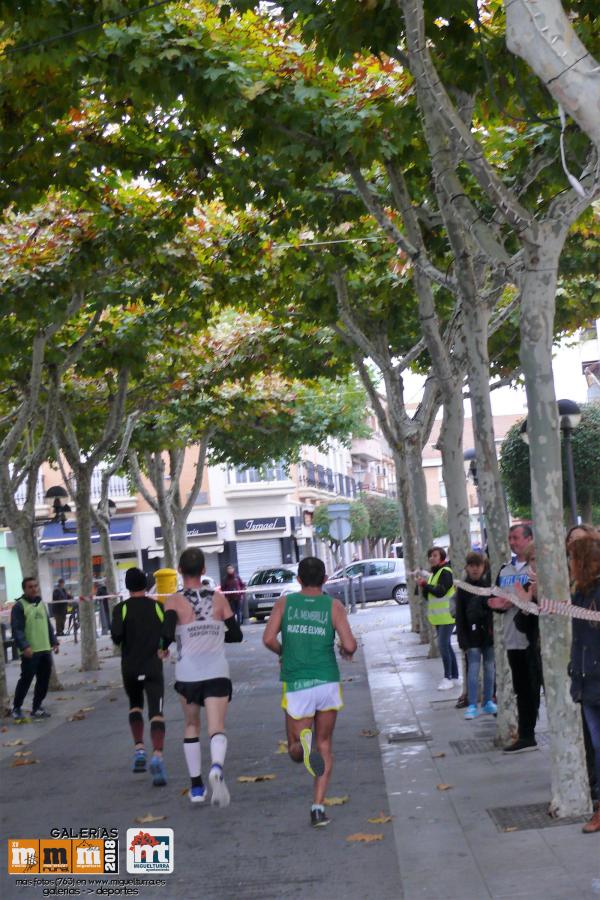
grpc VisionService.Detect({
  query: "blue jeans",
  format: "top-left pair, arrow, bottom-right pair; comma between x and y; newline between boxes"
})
436,625 -> 458,680
583,704 -> 600,794
467,645 -> 495,706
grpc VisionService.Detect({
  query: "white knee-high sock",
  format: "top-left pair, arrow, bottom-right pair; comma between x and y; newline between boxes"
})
210,732 -> 227,768
183,737 -> 201,778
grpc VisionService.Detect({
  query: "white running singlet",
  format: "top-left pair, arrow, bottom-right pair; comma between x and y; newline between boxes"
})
175,588 -> 229,682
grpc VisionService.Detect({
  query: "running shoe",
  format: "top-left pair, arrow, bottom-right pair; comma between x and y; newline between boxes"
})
300,728 -> 325,778
132,749 -> 147,773
481,700 -> 497,715
150,755 -> 167,787
11,707 -> 25,721
310,808 -> 330,828
209,764 -> 230,808
437,678 -> 454,691
189,784 -> 207,803
464,704 -> 480,720
31,708 -> 51,719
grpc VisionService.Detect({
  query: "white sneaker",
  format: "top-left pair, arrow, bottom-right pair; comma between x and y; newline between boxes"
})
437,678 -> 454,691
452,678 -> 462,687
209,765 -> 230,808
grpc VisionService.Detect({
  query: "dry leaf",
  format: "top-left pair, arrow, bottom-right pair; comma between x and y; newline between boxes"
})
11,758 -> 39,767
81,707 -> 95,712
367,815 -> 392,824
237,774 -> 276,783
134,813 -> 167,824
180,788 -> 189,796
503,826 -> 518,832
346,833 -> 383,843
68,712 -> 86,722
276,740 -> 288,754
436,784 -> 454,791
14,750 -> 32,758
360,729 -> 380,738
323,796 -> 349,807
3,739 -> 25,747
432,752 -> 446,759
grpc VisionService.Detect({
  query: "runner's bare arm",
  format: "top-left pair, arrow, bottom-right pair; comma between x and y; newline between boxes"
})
212,589 -> 234,621
332,599 -> 357,658
263,596 -> 286,656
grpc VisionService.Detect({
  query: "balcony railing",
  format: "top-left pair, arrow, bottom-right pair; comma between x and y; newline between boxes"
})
14,474 -> 46,508
90,471 -> 132,501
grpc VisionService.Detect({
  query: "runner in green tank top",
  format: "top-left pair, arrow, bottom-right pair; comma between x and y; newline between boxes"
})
263,556 -> 357,828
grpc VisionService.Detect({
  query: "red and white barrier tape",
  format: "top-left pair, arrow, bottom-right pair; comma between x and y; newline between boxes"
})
453,580 -> 600,623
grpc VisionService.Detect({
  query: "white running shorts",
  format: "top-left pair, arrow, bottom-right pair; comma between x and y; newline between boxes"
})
281,682 -> 343,719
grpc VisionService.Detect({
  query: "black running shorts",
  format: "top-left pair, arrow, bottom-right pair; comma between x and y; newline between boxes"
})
123,665 -> 164,719
174,677 -> 232,706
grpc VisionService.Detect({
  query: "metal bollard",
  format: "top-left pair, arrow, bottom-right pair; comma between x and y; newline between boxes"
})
358,573 -> 366,609
342,577 -> 349,610
349,575 -> 356,614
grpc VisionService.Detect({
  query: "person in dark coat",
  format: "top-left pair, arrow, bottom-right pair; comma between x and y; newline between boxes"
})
51,578 -> 71,636
567,535 -> 600,834
220,565 -> 246,625
454,551 -> 496,720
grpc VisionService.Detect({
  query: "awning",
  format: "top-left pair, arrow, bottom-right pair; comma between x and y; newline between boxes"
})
39,517 -> 134,550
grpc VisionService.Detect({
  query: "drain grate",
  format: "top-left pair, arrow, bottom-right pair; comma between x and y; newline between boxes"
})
388,726 -> 432,743
488,802 -> 587,832
450,732 -> 550,756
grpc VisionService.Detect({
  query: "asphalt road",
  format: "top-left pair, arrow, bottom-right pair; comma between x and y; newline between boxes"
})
1,614 -> 403,900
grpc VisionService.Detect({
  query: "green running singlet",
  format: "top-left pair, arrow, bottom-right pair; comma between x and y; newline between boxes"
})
280,592 -> 340,693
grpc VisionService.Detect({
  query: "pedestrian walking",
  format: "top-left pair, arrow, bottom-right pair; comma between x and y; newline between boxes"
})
220,565 -> 246,625
417,548 -> 459,690
96,580 -> 111,635
455,551 -> 496,720
11,577 -> 59,720
110,567 -> 168,787
489,523 -> 541,753
51,578 -> 71,636
263,556 -> 357,828
161,547 -> 242,806
565,533 -> 600,833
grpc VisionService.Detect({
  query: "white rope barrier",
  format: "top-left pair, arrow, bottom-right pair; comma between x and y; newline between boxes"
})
453,580 -> 600,623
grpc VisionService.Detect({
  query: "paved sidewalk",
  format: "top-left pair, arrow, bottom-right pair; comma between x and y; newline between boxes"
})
363,621 -> 600,900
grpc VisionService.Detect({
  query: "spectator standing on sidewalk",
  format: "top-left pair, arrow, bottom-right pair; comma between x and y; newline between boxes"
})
110,568 -> 168,787
417,547 -> 459,691
566,534 -> 600,832
11,577 -> 59,720
220,565 -> 246,625
51,578 -> 71,636
489,523 -> 541,754
455,551 -> 496,720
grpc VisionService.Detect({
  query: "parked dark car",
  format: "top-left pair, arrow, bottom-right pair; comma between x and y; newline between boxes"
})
246,564 -> 300,620
325,558 -> 407,604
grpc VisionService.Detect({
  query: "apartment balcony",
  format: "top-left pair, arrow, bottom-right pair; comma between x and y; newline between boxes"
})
90,472 -> 137,510
351,438 -> 382,463
223,478 -> 295,500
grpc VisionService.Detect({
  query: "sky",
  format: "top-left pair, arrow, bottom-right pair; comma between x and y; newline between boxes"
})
402,321 -> 600,418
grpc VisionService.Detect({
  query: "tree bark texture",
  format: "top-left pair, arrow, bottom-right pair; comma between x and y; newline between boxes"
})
73,474 -> 99,671
520,233 -> 591,816
438,387 -> 471,571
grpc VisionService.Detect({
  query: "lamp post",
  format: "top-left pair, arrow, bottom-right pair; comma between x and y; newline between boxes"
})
519,398 -> 582,527
463,448 -> 486,549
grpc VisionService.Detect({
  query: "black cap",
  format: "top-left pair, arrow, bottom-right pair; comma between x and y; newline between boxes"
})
125,567 -> 147,592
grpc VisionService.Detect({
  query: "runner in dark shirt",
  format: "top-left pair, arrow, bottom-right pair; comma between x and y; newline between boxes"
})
111,568 -> 167,787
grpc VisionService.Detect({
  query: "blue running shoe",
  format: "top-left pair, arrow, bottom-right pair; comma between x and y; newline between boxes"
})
150,755 -> 167,787
189,784 -> 207,803
133,749 -> 147,773
464,704 -> 480,720
481,700 -> 497,715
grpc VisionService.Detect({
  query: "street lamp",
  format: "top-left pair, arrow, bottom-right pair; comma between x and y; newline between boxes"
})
464,448 -> 486,548
519,398 -> 582,526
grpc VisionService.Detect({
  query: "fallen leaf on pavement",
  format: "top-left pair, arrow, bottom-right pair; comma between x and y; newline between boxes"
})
436,784 -> 454,791
3,739 -> 25,747
14,750 -> 32,757
81,707 -> 95,712
68,712 -> 86,722
432,752 -> 446,759
367,815 -> 392,824
323,796 -> 349,807
180,788 -> 189,796
134,813 -> 167,824
237,774 -> 276,783
11,758 -> 39,767
503,826 -> 518,832
360,729 -> 380,738
346,833 -> 383,843
276,740 -> 288,754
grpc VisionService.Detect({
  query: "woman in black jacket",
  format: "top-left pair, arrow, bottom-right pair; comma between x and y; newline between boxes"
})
568,534 -> 600,834
455,551 -> 495,720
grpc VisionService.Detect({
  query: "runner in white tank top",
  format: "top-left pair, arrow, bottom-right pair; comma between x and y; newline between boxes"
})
161,548 -> 243,807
